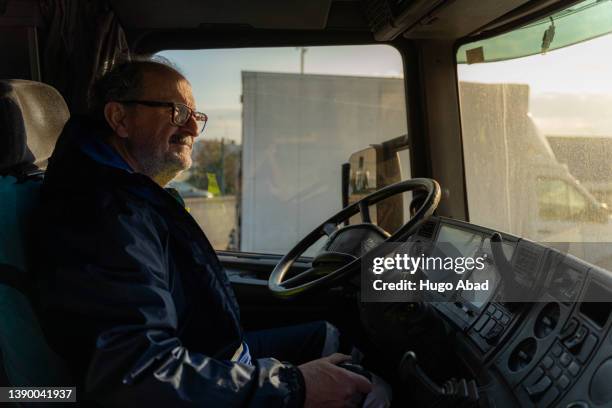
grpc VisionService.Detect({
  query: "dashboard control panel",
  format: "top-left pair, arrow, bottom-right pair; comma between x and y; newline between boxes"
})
412,217 -> 612,407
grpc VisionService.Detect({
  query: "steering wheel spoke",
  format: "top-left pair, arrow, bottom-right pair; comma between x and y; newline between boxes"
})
358,200 -> 372,223
281,267 -> 320,288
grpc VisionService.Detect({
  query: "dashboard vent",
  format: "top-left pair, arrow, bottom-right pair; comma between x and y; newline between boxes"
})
418,221 -> 437,239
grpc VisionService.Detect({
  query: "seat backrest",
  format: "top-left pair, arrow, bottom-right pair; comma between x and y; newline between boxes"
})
0,79 -> 72,387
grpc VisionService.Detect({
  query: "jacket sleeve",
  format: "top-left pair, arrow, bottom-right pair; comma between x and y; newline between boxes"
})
36,198 -> 304,408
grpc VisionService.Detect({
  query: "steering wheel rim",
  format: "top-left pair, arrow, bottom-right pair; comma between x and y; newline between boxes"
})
268,178 -> 441,299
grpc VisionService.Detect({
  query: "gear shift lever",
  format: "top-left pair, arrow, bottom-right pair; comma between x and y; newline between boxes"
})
399,351 -> 479,404
399,352 -> 445,395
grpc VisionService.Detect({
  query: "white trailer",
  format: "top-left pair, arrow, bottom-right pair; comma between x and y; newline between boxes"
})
240,71 -> 407,254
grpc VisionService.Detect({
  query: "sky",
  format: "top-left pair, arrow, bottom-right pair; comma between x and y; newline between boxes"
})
457,33 -> 612,96
158,31 -> 612,142
158,45 -> 403,142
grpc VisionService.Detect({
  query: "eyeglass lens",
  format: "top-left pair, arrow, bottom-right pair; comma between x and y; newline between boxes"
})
174,105 -> 190,124
173,105 -> 207,134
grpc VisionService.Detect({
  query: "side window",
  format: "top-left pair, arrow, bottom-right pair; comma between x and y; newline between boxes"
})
158,46 -> 407,254
567,183 -> 588,218
537,178 -> 589,221
537,178 -> 569,221
456,0 -> 612,249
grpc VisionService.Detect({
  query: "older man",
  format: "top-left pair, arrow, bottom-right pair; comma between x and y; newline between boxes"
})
34,59 -> 373,407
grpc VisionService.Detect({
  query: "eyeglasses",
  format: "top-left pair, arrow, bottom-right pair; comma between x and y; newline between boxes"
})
117,100 -> 208,134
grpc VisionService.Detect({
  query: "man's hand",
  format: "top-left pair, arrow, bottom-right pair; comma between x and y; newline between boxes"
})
298,353 -> 373,408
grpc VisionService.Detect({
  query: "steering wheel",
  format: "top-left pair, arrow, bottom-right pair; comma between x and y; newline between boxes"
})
268,178 -> 441,299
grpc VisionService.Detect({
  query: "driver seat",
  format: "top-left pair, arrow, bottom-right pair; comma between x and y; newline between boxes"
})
0,79 -> 72,388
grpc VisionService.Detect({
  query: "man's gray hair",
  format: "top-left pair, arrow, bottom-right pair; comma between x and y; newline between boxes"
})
88,56 -> 184,125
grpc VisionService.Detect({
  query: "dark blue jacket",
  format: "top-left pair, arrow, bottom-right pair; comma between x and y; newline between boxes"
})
34,116 -> 304,407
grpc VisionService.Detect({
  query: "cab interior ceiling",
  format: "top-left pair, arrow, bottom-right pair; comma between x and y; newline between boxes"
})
0,1 -> 577,49
105,0 -> 570,52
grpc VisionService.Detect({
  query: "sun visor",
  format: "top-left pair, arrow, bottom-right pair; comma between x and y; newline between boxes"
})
458,0 -> 612,64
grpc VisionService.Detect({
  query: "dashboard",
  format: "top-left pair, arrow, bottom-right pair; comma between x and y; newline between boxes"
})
410,216 -> 612,408
225,214 -> 612,407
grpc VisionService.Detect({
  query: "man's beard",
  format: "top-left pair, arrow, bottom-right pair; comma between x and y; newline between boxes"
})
135,147 -> 192,186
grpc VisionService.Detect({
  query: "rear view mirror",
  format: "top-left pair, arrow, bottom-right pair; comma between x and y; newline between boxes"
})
344,136 -> 409,233
349,147 -> 377,198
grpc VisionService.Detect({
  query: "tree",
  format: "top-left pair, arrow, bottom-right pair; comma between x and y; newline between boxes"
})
188,139 -> 241,195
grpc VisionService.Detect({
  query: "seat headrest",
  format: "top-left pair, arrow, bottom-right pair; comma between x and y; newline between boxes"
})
0,80 -> 69,176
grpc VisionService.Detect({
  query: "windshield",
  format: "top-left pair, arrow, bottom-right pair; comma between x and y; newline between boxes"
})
456,0 -> 612,267
156,45 -> 408,255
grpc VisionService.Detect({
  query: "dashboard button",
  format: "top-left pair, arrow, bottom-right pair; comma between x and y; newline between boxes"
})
542,356 -> 554,369
564,326 -> 589,351
501,314 -> 510,324
539,386 -> 560,407
480,319 -> 497,338
558,375 -> 571,389
551,344 -> 563,357
526,375 -> 552,400
487,305 -> 496,314
525,367 -> 545,385
474,316 -> 489,332
560,353 -> 572,367
549,365 -> 562,379
485,323 -> 504,344
494,310 -> 503,320
577,334 -> 598,363
568,361 -> 580,376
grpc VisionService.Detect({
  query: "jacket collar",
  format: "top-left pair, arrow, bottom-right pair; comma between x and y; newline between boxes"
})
68,116 -> 134,174
49,116 -> 183,208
